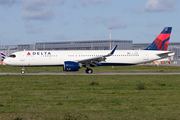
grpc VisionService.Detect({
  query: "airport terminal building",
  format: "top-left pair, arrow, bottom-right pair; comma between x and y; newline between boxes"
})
1,39 -> 180,63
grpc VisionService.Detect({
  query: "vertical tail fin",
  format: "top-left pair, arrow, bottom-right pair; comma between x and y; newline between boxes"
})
1,52 -> 6,59
145,27 -> 172,51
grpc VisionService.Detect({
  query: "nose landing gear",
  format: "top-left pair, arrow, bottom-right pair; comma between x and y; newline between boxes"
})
21,67 -> 25,74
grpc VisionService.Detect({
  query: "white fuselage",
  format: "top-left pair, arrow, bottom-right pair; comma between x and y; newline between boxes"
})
3,50 -> 174,66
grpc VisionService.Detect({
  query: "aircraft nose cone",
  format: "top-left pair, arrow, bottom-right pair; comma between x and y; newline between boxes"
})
3,59 -> 8,65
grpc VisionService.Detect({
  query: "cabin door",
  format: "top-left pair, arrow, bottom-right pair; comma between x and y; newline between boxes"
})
20,54 -> 25,61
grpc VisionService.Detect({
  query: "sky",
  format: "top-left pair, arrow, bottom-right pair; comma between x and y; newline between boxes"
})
0,0 -> 180,45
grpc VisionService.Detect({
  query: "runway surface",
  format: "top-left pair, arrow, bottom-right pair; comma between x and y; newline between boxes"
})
0,72 -> 180,75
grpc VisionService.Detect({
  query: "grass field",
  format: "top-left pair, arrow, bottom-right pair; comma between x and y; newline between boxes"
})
1,75 -> 180,120
1,65 -> 180,73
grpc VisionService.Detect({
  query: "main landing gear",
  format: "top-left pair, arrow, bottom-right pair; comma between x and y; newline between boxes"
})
85,64 -> 93,74
21,66 -> 25,74
86,68 -> 93,74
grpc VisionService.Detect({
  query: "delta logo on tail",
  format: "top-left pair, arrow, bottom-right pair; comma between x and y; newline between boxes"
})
1,52 -> 6,59
145,27 -> 172,51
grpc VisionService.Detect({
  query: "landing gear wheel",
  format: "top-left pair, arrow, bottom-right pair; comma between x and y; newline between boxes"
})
21,67 -> 25,74
86,69 -> 93,74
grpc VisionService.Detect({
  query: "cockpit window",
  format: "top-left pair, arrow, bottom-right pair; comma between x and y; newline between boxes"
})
9,54 -> 16,58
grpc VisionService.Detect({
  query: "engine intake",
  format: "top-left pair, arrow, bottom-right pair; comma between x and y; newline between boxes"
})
64,61 -> 79,71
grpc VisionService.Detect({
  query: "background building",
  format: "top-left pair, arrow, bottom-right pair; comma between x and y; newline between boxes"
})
35,40 -> 132,50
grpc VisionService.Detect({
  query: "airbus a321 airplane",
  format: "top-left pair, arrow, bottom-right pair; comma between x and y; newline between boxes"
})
2,27 -> 174,74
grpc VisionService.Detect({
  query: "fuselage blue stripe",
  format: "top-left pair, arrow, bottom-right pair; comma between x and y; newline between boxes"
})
162,37 -> 170,50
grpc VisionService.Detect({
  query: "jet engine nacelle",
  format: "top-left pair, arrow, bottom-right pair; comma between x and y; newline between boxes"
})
63,61 -> 79,71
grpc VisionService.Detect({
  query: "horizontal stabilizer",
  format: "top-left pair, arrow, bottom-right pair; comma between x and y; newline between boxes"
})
157,51 -> 175,58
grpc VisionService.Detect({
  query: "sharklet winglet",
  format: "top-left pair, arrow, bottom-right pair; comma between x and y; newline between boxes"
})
110,45 -> 118,55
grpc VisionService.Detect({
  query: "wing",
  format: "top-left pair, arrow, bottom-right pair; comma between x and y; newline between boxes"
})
76,45 -> 117,67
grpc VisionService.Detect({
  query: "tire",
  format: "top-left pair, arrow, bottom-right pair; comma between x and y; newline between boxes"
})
86,69 -> 93,74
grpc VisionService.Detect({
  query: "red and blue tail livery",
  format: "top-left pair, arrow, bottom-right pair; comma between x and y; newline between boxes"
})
145,27 -> 172,51
1,52 -> 6,59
